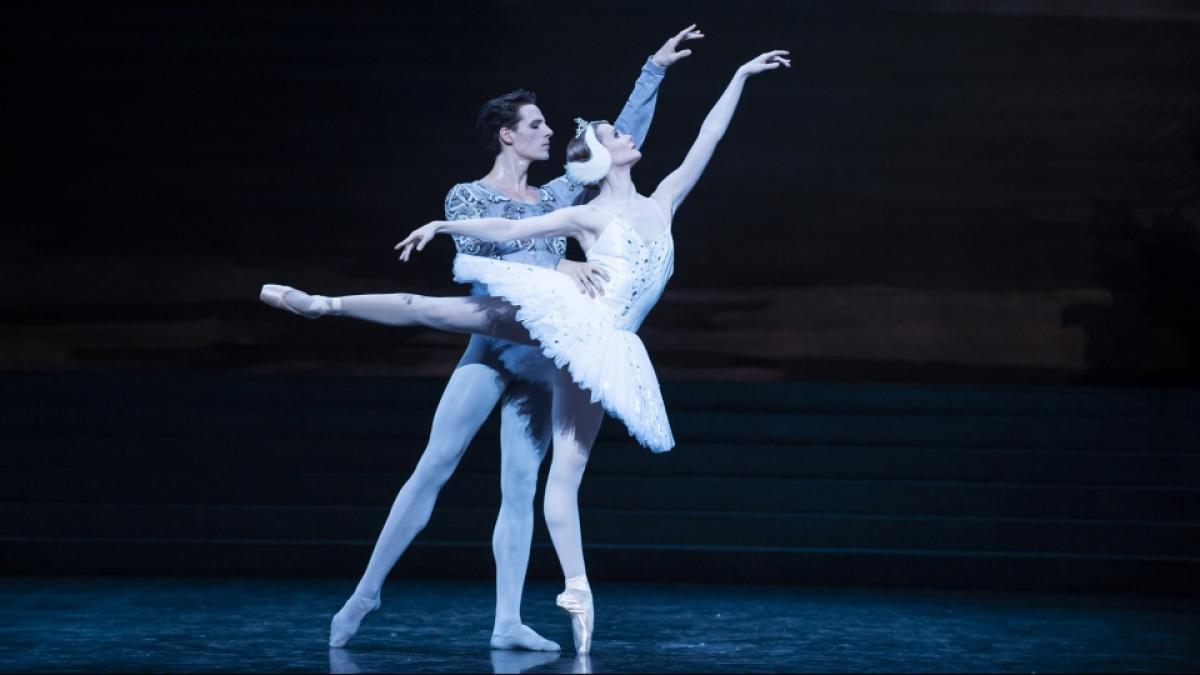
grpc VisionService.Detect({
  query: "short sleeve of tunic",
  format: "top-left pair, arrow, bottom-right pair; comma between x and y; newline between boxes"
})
445,183 -> 497,257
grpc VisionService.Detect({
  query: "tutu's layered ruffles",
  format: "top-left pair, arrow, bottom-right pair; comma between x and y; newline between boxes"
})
453,254 -> 674,453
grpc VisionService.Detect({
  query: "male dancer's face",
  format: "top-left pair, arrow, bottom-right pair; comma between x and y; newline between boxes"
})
502,104 -> 554,161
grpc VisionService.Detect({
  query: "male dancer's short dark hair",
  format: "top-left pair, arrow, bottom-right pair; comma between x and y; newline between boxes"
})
476,89 -> 538,156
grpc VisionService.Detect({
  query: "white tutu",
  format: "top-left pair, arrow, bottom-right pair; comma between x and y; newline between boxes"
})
453,254 -> 674,453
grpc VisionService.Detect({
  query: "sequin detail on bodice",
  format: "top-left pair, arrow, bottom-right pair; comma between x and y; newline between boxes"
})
584,216 -> 674,332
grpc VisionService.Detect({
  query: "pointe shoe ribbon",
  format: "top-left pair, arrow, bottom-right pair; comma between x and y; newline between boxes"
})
329,593 -> 380,648
555,589 -> 594,655
260,284 -> 335,319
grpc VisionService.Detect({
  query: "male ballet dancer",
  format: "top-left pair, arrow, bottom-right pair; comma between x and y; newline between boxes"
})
311,26 -> 702,649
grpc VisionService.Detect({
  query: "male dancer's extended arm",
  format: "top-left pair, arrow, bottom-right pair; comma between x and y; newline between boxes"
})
543,24 -> 702,205
612,57 -> 667,150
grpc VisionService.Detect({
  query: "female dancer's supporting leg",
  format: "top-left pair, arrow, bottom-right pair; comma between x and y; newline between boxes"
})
545,368 -> 605,654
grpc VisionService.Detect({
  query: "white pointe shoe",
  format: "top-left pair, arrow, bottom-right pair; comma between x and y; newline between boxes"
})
260,284 -> 336,319
328,593 -> 380,648
555,588 -> 594,655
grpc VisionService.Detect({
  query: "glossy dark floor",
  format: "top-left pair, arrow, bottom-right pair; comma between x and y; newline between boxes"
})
0,578 -> 1197,673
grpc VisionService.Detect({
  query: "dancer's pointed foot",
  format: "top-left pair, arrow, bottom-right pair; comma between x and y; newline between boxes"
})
490,622 -> 561,651
556,588 -> 594,655
260,284 -> 339,319
329,592 -> 380,648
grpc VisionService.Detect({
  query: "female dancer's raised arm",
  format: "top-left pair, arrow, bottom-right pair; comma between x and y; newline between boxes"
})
652,50 -> 790,216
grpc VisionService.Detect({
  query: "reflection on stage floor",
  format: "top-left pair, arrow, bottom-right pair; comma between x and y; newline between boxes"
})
0,577 -> 1196,673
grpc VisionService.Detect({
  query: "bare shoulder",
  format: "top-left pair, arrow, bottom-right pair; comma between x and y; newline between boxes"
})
570,204 -> 612,238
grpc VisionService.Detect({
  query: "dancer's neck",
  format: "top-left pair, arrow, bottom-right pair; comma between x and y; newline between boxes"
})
481,151 -> 537,201
596,169 -> 638,206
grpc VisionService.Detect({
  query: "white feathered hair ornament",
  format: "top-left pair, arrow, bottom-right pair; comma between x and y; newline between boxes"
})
565,118 -> 612,187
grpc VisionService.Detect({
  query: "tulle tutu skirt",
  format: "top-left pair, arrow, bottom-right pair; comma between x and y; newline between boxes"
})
453,255 -> 674,453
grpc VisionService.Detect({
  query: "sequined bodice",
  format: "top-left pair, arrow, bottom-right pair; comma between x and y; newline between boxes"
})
586,216 -> 674,332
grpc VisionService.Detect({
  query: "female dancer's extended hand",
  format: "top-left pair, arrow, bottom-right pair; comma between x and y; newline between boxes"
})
737,50 -> 791,76
395,222 -> 442,262
652,23 -> 704,68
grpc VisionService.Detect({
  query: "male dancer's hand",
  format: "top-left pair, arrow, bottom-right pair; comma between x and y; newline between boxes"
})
557,260 -> 610,298
652,24 -> 704,68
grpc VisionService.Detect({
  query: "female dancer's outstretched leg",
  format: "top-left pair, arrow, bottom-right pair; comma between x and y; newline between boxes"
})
544,368 -> 604,654
261,286 -> 533,344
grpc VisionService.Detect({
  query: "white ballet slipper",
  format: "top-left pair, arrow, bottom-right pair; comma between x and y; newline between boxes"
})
490,622 -> 561,651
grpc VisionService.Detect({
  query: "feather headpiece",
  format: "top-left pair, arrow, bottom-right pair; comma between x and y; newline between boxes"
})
565,118 -> 612,187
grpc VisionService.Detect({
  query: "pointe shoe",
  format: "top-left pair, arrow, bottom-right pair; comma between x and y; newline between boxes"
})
329,593 -> 380,648
555,588 -> 594,655
260,284 -> 336,319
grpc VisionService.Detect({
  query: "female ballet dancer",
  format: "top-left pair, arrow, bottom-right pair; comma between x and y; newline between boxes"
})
264,49 -> 789,652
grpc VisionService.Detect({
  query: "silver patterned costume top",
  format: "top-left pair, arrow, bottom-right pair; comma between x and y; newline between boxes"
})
444,181 -> 568,268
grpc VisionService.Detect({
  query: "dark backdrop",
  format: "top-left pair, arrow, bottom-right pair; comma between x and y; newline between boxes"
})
5,1 -> 1200,384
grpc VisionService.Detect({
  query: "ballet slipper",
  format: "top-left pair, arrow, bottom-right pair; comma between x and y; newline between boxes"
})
328,592 -> 380,648
555,588 -> 594,655
260,284 -> 337,319
490,622 -> 561,651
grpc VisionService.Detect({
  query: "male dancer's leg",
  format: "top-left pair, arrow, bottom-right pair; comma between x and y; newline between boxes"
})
490,370 -> 556,650
329,337 -> 509,648
355,356 -> 508,597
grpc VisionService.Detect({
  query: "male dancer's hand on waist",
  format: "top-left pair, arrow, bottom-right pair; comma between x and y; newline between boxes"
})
556,260 -> 610,298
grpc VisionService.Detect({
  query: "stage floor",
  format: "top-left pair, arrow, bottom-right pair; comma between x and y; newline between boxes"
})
0,577 -> 1196,673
